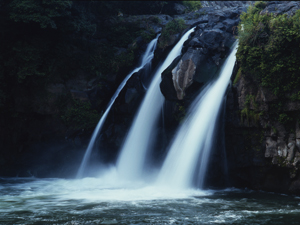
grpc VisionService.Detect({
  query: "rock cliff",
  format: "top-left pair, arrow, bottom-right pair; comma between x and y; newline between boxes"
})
225,1 -> 300,195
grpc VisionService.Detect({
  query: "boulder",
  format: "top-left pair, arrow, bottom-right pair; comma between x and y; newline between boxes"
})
160,56 -> 182,101
222,18 -> 239,33
198,29 -> 224,51
265,137 -> 277,158
162,3 -> 187,15
261,1 -> 300,17
172,48 -> 199,99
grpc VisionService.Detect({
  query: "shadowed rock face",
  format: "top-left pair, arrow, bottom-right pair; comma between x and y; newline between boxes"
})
226,70 -> 300,194
224,2 -> 300,195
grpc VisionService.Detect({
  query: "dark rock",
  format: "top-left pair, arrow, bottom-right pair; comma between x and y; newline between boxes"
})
261,1 -> 300,17
125,88 -> 138,104
208,11 -> 227,24
189,37 -> 203,48
201,1 -> 250,9
289,178 -> 300,194
222,18 -> 239,33
160,56 -> 182,101
162,3 -> 187,15
198,29 -> 224,51
172,48 -> 200,99
213,22 -> 226,31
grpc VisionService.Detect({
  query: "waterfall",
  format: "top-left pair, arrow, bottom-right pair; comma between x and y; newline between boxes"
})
157,42 -> 238,189
76,35 -> 160,178
116,28 -> 196,180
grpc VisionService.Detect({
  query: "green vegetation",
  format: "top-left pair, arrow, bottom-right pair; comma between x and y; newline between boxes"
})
240,94 -> 261,126
236,2 -> 300,125
237,3 -> 300,96
9,0 -> 73,29
174,102 -> 186,123
233,68 -> 242,85
140,29 -> 156,44
0,1 -> 160,131
182,1 -> 202,13
158,18 -> 187,48
61,100 -> 100,130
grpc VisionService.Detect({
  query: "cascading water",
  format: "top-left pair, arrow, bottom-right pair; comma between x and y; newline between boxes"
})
76,35 -> 160,178
116,28 -> 196,180
157,42 -> 238,189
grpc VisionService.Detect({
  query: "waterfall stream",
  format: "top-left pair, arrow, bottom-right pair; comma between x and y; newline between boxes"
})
157,42 -> 238,189
2,42 -> 294,225
116,28 -> 196,180
76,35 -> 160,178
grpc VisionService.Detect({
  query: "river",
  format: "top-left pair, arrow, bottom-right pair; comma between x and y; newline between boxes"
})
1,175 -> 299,224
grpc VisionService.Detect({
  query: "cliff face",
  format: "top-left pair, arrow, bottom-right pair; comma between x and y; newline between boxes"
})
225,1 -> 300,195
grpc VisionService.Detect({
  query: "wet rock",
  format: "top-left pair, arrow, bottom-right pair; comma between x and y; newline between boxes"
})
261,1 -> 300,17
265,137 -> 277,158
287,134 -> 296,163
225,1 -> 300,194
189,37 -> 204,48
213,22 -> 226,31
201,1 -> 250,9
289,178 -> 300,194
125,88 -> 138,104
160,56 -> 182,101
199,29 -> 224,50
162,3 -> 187,15
172,49 -> 199,99
222,18 -> 239,33
293,152 -> 300,167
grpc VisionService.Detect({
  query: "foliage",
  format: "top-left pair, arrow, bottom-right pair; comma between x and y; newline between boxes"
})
10,0 -> 73,29
233,68 -> 242,85
150,16 -> 162,24
182,1 -> 202,13
6,41 -> 47,82
0,0 -> 157,119
240,94 -> 260,126
236,3 -> 300,125
237,5 -> 300,96
159,18 -> 187,48
278,113 -> 292,124
113,50 -> 135,73
174,102 -> 186,122
291,91 -> 300,101
61,100 -> 100,130
140,29 -> 156,43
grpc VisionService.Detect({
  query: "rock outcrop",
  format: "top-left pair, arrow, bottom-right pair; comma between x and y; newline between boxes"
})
225,2 -> 300,195
226,69 -> 300,195
160,4 -> 245,101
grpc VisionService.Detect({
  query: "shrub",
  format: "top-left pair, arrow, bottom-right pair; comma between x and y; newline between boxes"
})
182,1 -> 202,13
158,18 -> 187,48
61,100 -> 100,130
237,5 -> 300,97
236,3 -> 300,125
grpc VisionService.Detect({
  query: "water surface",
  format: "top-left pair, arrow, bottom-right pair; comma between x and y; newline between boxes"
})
1,176 -> 299,224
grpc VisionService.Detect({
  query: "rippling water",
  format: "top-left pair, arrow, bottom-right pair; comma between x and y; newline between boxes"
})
1,174 -> 300,224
